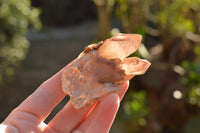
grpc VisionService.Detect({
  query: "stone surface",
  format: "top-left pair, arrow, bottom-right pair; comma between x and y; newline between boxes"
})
62,33 -> 151,109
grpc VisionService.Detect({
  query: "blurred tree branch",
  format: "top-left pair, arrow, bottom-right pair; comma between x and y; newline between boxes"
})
92,0 -> 115,40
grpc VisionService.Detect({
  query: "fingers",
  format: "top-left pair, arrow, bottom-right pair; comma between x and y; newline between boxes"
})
0,123 -> 19,133
3,110 -> 48,133
45,102 -> 97,133
14,61 -> 75,121
118,81 -> 129,100
14,84 -> 65,121
74,93 -> 120,133
45,81 -> 129,133
73,81 -> 129,133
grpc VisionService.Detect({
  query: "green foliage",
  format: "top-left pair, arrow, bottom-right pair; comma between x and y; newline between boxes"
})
117,90 -> 149,131
112,0 -> 200,132
115,0 -> 200,42
157,0 -> 197,36
115,0 -> 147,35
181,61 -> 200,85
115,0 -> 132,32
0,0 -> 41,84
194,45 -> 200,56
123,90 -> 148,123
180,61 -> 200,106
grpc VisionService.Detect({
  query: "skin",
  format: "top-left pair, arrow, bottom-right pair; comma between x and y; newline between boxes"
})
0,63 -> 129,133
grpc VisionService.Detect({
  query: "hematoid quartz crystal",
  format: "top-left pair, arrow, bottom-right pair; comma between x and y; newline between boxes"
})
62,33 -> 151,109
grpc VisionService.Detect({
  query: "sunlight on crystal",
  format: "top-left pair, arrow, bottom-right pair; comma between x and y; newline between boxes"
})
173,90 -> 182,99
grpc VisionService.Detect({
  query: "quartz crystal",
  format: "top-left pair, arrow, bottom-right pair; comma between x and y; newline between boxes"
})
62,33 -> 151,109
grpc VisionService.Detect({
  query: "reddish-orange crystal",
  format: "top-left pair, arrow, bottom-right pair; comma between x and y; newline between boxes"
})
62,33 -> 151,109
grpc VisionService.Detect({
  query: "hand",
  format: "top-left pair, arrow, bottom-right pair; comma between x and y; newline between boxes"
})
0,64 -> 129,133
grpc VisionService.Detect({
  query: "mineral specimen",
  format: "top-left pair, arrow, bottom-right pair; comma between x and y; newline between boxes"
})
62,33 -> 151,109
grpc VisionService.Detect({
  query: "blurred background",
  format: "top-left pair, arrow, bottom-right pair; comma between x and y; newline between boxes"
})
0,0 -> 200,132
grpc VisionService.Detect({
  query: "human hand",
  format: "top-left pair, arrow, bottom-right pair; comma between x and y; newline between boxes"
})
0,64 -> 129,133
